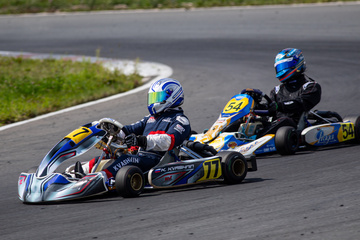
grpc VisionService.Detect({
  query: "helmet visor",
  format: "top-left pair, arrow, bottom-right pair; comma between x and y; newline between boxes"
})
148,91 -> 168,105
275,61 -> 296,73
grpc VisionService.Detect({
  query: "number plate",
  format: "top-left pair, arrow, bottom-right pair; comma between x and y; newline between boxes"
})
338,123 -> 355,142
198,158 -> 222,181
65,127 -> 92,144
223,97 -> 249,114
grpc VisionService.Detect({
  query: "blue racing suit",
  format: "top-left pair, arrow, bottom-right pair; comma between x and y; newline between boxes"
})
102,107 -> 191,178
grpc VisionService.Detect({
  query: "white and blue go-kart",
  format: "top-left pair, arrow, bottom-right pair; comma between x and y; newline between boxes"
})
190,90 -> 360,157
18,118 -> 257,203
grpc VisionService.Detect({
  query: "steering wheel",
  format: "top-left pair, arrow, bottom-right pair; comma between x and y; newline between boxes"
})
254,94 -> 273,115
262,94 -> 272,105
97,118 -> 123,136
240,89 -> 273,115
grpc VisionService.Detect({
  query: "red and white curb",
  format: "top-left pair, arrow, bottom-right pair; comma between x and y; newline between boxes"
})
0,51 -> 173,131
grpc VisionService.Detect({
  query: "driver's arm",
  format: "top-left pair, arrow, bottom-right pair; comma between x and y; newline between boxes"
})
270,82 -> 321,113
146,116 -> 191,152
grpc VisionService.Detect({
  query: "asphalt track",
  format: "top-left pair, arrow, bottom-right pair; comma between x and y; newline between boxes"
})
1,3 -> 360,240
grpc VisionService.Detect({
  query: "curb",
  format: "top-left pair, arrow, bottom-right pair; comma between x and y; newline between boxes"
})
0,2 -> 359,19
0,51 -> 173,132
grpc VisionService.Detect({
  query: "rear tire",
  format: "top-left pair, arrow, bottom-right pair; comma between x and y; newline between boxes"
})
217,151 -> 247,184
115,166 -> 144,198
343,116 -> 360,143
275,126 -> 299,155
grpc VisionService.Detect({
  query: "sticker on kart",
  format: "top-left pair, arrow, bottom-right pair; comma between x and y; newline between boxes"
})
303,123 -> 355,146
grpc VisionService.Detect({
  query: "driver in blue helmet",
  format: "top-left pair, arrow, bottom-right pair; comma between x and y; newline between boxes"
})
242,48 -> 321,136
76,78 -> 191,179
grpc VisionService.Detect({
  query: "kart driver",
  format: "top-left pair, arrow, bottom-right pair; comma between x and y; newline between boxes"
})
74,78 -> 191,179
242,48 -> 321,137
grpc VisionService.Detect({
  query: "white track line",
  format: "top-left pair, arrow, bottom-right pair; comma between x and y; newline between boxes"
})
0,1 -> 359,19
0,51 -> 173,132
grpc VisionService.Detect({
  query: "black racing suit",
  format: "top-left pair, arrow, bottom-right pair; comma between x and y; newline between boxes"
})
258,74 -> 321,137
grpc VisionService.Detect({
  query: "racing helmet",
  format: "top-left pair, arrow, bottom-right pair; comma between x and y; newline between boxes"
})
274,48 -> 306,83
147,78 -> 184,115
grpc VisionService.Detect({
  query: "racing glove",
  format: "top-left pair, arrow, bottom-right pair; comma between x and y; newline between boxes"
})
268,102 -> 278,115
124,133 -> 147,149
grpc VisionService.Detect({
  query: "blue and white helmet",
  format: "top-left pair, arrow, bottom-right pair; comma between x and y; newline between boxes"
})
274,48 -> 306,83
147,78 -> 184,115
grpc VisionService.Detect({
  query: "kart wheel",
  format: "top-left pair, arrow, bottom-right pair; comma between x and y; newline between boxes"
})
275,126 -> 299,155
115,166 -> 144,198
217,151 -> 247,184
343,116 -> 360,143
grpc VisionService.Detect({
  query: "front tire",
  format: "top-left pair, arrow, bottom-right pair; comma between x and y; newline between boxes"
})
115,166 -> 144,198
275,126 -> 299,155
217,151 -> 247,184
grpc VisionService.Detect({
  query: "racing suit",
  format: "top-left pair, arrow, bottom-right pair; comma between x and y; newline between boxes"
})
97,107 -> 191,178
258,74 -> 321,136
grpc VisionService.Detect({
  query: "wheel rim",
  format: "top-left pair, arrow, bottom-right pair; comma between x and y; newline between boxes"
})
288,131 -> 298,150
232,159 -> 246,177
130,173 -> 143,191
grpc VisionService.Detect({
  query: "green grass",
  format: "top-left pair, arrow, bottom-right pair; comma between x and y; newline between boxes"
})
0,0 -> 356,125
0,0 -> 357,14
0,56 -> 141,126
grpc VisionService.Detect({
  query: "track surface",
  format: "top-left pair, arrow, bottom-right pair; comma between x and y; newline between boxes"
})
1,3 -> 360,240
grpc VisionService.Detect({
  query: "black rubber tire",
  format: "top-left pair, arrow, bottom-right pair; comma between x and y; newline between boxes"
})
115,166 -> 144,198
217,151 -> 248,184
275,126 -> 299,155
343,116 -> 360,143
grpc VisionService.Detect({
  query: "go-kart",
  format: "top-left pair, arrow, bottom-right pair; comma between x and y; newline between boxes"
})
18,118 -> 257,203
190,89 -> 360,156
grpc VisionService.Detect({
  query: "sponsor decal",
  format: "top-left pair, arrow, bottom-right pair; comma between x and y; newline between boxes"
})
167,164 -> 194,172
113,157 -> 140,171
176,116 -> 189,125
258,146 -> 276,153
147,117 -> 156,123
174,124 -> 185,134
19,175 -> 27,185
216,118 -> 226,124
227,141 -> 237,149
239,140 -> 259,153
163,117 -> 172,123
316,129 -> 335,145
154,168 -> 166,173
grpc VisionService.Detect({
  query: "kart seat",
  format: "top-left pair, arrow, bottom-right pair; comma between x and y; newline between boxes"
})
308,110 -> 343,124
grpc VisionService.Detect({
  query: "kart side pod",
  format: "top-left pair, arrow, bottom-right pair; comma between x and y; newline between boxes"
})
148,151 -> 250,189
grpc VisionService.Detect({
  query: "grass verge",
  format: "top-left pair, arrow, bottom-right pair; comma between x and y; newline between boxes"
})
0,0 -> 358,14
0,56 -> 142,126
